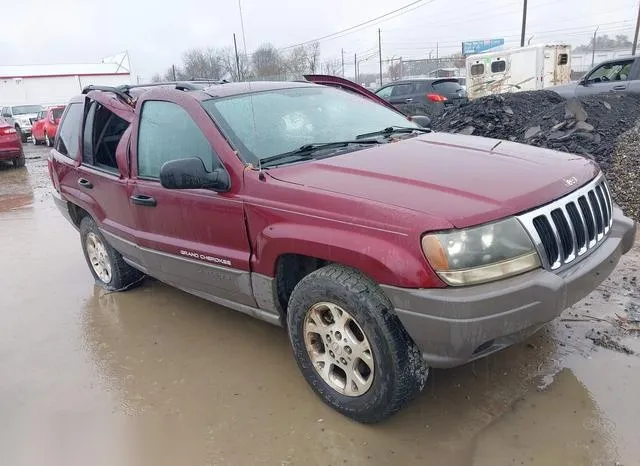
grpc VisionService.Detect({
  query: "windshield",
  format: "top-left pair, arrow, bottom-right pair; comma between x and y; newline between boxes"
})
12,105 -> 43,115
202,86 -> 416,163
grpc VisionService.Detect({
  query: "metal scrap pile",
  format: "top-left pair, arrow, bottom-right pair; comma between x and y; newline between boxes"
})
433,92 -> 640,221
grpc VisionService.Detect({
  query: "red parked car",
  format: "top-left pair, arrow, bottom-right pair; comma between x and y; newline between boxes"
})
32,105 -> 65,147
0,118 -> 25,168
48,77 -> 636,423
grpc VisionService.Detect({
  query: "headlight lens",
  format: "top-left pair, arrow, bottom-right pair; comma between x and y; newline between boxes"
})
421,218 -> 541,286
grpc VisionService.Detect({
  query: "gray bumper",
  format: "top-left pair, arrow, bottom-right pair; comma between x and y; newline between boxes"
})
382,207 -> 636,368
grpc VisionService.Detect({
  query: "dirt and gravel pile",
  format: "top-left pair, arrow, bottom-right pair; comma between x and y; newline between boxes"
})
433,92 -> 640,221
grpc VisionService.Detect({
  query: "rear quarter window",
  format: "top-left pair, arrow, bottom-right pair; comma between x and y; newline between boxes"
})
55,103 -> 83,159
491,60 -> 506,73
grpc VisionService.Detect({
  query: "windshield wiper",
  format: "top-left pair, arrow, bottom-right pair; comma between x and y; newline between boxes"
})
356,126 -> 431,140
259,140 -> 382,168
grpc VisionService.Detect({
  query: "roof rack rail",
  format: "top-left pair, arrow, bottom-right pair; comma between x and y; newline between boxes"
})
81,85 -> 134,105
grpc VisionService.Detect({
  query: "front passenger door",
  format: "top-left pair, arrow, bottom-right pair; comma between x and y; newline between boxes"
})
576,60 -> 634,96
129,98 -> 255,307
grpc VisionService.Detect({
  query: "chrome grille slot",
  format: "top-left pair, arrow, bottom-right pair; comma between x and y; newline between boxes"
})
517,175 -> 613,271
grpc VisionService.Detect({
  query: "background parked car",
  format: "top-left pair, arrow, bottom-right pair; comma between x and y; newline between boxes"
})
0,104 -> 44,142
32,105 -> 65,146
374,78 -> 468,117
550,56 -> 640,98
0,117 -> 25,168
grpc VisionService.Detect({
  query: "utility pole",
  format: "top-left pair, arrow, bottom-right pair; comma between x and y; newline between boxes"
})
520,0 -> 528,47
633,2 -> 640,55
172,64 -> 177,81
233,33 -> 242,81
341,49 -> 345,77
592,26 -> 599,66
354,53 -> 357,82
378,28 -> 383,86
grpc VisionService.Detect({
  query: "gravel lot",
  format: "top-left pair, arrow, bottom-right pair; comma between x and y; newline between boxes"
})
0,144 -> 639,466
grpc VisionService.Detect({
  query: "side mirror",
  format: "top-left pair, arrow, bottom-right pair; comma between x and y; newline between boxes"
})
410,115 -> 431,128
159,157 -> 230,192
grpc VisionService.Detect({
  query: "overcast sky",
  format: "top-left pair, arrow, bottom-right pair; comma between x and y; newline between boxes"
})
1,0 -> 637,80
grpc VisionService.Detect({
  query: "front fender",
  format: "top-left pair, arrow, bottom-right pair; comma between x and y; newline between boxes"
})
251,222 -> 444,288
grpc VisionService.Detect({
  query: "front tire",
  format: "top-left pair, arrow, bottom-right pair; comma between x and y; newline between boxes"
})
287,264 -> 428,423
79,217 -> 144,291
32,134 -> 39,145
45,132 -> 52,147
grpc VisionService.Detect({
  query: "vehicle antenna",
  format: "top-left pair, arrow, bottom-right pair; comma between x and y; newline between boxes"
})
238,0 -> 261,173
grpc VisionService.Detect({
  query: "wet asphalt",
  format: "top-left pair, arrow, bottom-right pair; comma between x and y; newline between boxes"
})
0,144 -> 639,466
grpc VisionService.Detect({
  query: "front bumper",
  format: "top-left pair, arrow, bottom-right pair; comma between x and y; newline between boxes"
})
382,207 -> 636,368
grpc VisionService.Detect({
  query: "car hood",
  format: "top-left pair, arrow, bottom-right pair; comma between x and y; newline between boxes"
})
14,113 -> 38,121
267,132 -> 599,228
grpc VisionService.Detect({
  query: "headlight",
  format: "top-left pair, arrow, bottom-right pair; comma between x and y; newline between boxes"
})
421,218 -> 541,286
17,119 -> 30,126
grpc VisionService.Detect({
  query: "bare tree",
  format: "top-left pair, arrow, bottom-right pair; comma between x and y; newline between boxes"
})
306,41 -> 321,74
219,46 -> 251,81
150,73 -> 162,83
286,46 -> 309,79
322,58 -> 341,76
387,60 -> 402,81
181,47 -> 224,80
252,43 -> 283,80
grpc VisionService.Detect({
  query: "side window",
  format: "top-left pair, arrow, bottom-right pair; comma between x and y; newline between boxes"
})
558,53 -> 569,65
470,63 -> 485,76
588,60 -> 634,83
83,101 -> 129,172
491,60 -> 506,73
390,83 -> 414,97
375,86 -> 393,99
137,101 -> 215,179
55,103 -> 83,159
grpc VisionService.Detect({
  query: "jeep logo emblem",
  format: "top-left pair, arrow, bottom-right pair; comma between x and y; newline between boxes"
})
564,176 -> 578,187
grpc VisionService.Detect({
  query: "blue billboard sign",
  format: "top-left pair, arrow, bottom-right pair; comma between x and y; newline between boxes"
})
462,39 -> 505,56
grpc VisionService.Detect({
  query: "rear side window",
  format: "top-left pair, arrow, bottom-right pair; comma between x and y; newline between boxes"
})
491,60 -> 506,73
137,101 -> 215,179
470,64 -> 485,76
55,103 -> 83,159
432,80 -> 464,95
391,83 -> 414,96
558,53 -> 569,65
52,108 -> 64,119
83,101 -> 130,172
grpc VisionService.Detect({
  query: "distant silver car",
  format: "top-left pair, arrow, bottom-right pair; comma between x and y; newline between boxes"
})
0,104 -> 44,142
550,56 -> 640,99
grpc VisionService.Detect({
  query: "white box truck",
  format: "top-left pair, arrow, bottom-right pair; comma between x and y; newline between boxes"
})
465,44 -> 571,99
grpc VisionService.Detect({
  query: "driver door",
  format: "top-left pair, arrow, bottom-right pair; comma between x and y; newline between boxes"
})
576,59 -> 634,97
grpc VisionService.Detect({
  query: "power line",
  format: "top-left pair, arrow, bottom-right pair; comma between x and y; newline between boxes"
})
278,0 -> 435,51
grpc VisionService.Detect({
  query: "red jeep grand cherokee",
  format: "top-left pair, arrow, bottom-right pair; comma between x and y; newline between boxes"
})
48,77 -> 636,423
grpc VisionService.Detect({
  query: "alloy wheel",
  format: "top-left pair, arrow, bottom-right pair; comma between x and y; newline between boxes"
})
303,302 -> 375,397
85,232 -> 112,283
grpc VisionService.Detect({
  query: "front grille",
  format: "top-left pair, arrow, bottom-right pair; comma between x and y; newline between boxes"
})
517,175 -> 613,271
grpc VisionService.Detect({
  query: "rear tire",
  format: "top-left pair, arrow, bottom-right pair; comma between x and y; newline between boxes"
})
13,155 -> 25,168
32,134 -> 39,145
287,264 -> 428,423
45,132 -> 52,147
79,216 -> 144,291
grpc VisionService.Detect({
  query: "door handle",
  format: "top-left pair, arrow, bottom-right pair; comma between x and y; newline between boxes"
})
78,178 -> 93,189
405,98 -> 413,103
130,194 -> 157,207
612,85 -> 626,91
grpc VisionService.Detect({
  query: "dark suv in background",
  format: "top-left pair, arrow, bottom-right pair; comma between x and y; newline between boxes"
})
375,78 -> 467,117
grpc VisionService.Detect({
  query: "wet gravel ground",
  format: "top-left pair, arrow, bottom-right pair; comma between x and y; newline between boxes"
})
0,145 -> 639,466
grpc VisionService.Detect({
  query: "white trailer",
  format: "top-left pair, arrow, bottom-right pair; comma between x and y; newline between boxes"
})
465,44 -> 571,99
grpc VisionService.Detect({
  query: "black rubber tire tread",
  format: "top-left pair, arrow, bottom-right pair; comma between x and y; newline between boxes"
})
79,216 -> 144,291
13,155 -> 25,168
287,264 -> 428,423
